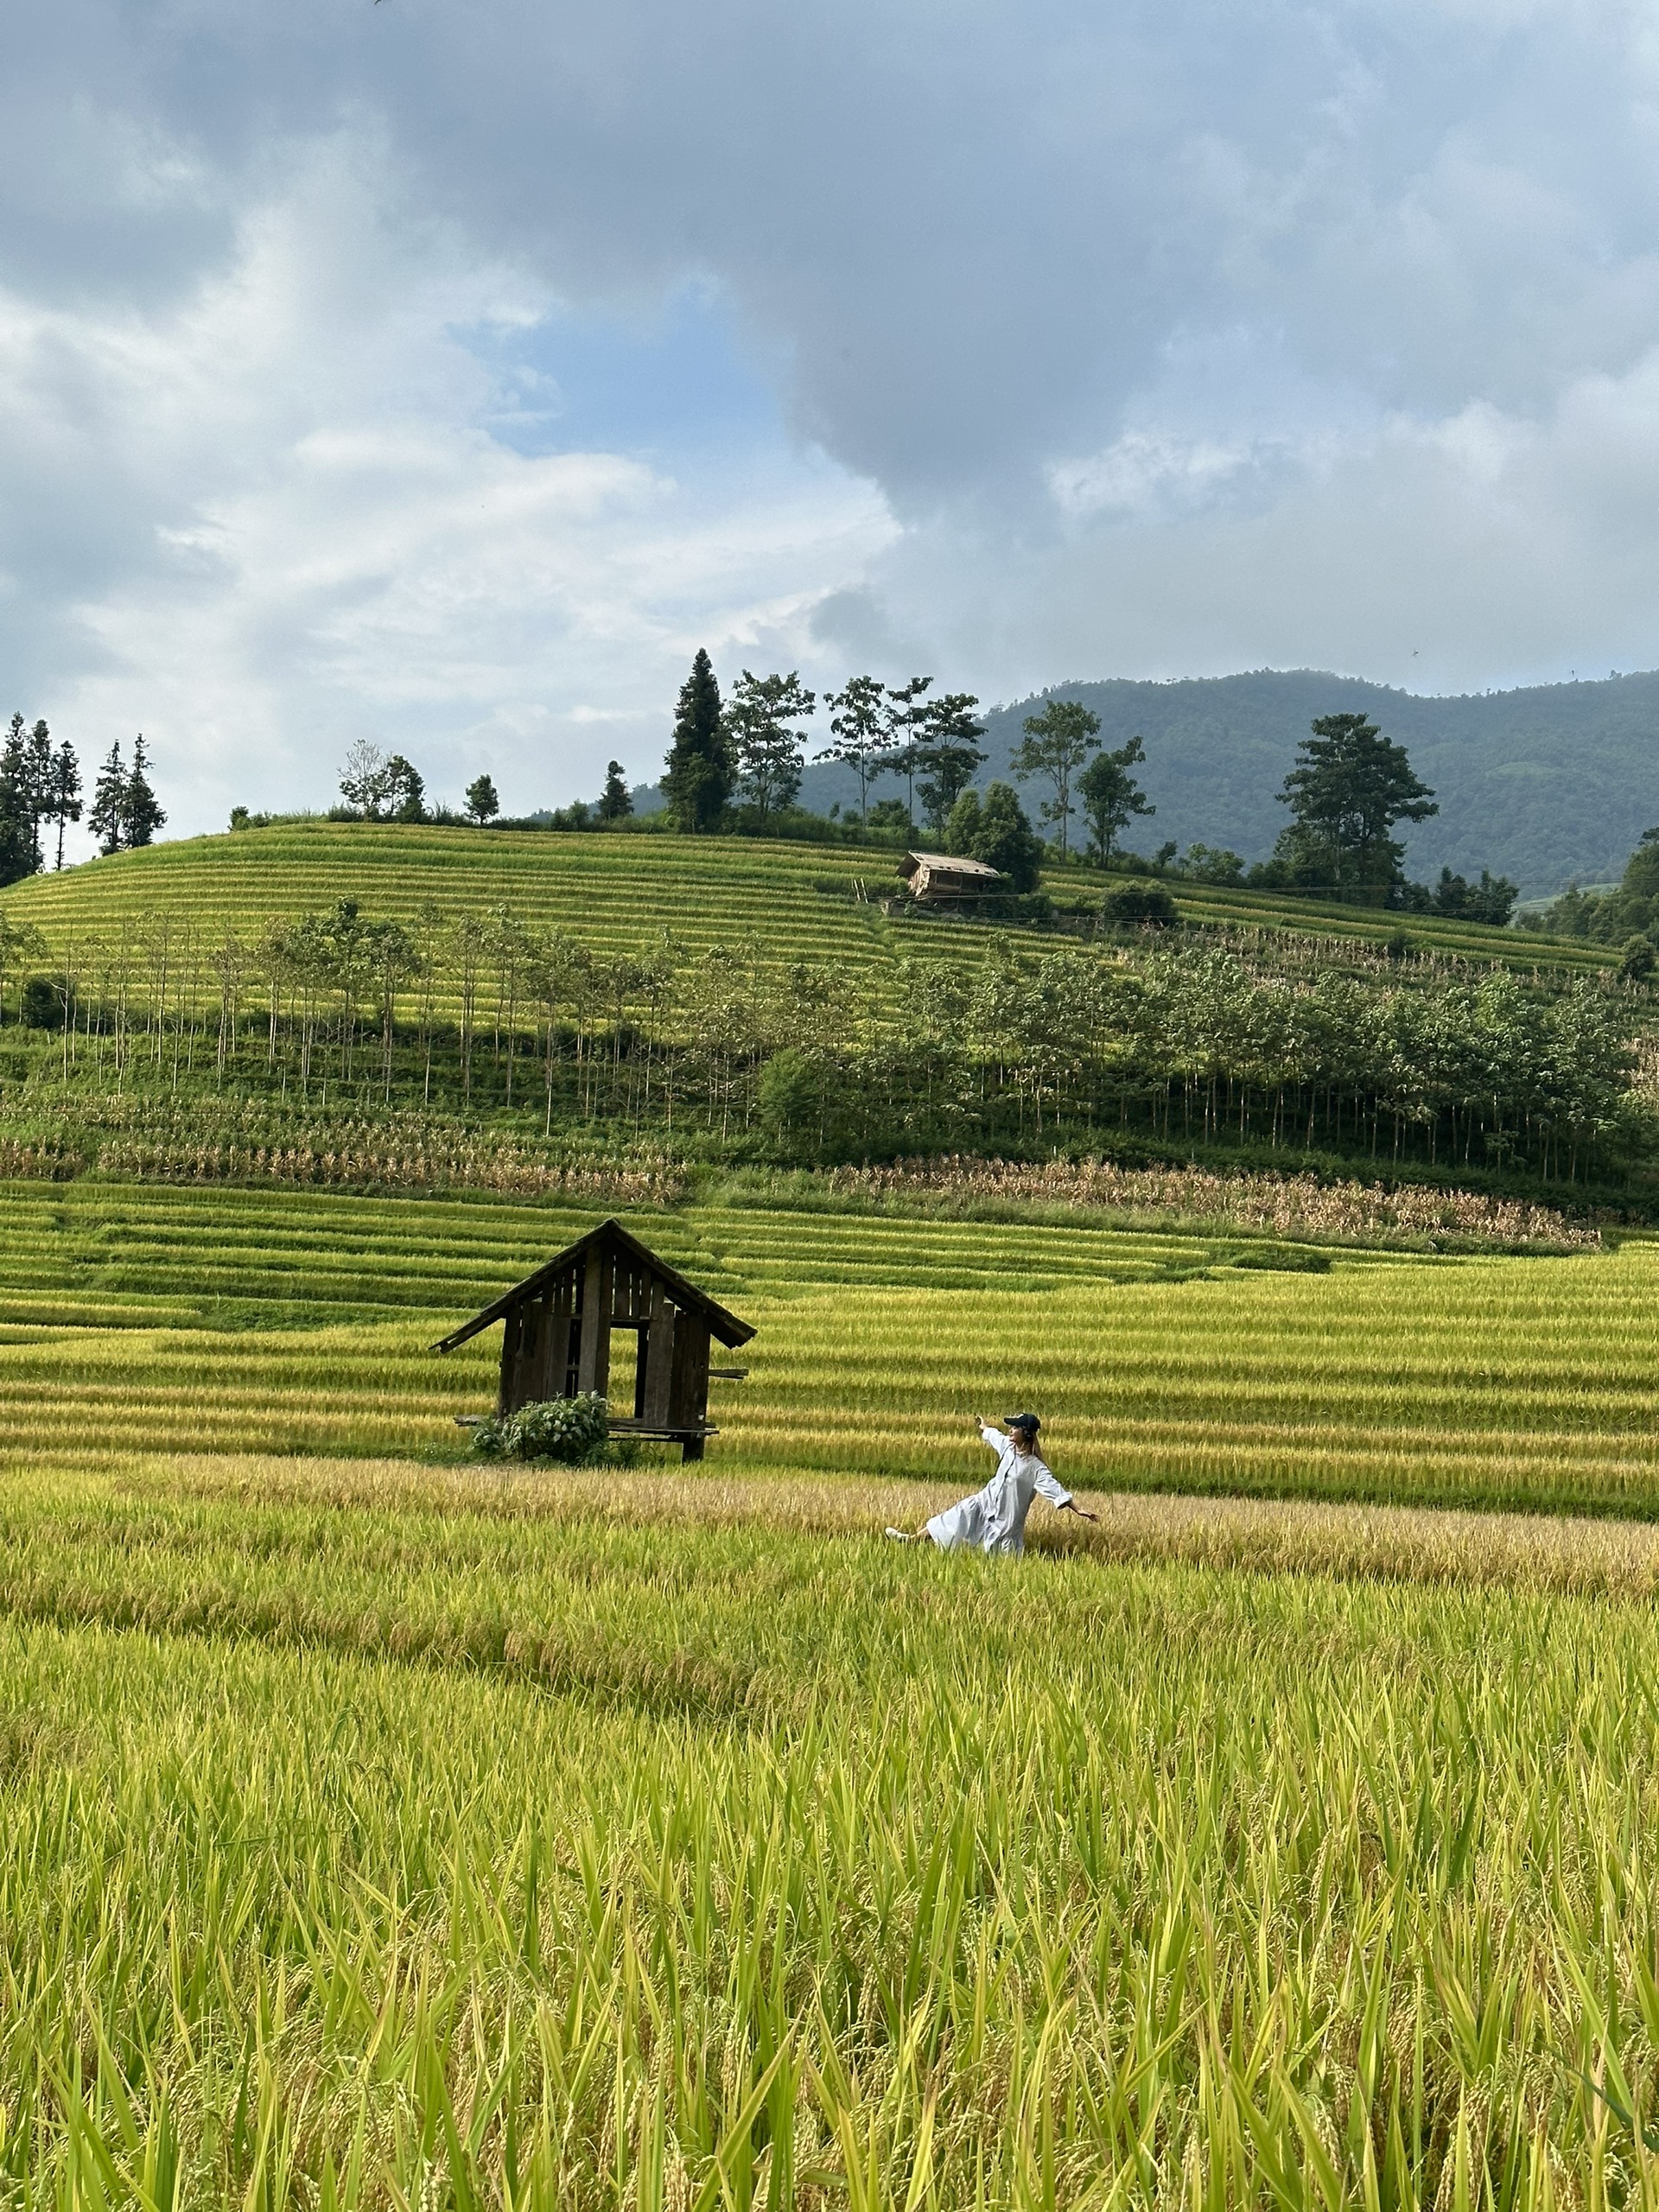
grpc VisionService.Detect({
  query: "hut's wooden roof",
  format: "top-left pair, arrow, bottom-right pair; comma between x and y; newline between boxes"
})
430,1217 -> 755,1353
899,850 -> 1005,881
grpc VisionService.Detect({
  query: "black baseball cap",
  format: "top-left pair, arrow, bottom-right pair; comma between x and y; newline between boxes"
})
1003,1411 -> 1041,1433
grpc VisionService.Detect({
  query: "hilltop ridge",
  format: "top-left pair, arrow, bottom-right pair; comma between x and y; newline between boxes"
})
787,667 -> 1659,897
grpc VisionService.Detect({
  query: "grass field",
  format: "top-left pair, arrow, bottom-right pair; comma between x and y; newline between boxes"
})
10,1456 -> 1659,2203
0,819 -> 1614,974
9,1178 -> 1659,2201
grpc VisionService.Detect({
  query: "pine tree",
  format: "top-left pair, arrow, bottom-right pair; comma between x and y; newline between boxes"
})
88,741 -> 126,856
1274,713 -> 1436,900
48,740 -> 81,868
598,761 -> 633,821
0,715 -> 40,875
662,649 -> 731,832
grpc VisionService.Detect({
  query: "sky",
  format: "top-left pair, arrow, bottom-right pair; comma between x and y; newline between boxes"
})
6,0 -> 1659,848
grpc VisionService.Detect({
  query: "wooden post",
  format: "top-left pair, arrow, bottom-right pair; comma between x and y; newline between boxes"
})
576,1242 -> 613,1400
641,1282 -> 677,1427
671,1310 -> 709,1461
499,1305 -> 524,1415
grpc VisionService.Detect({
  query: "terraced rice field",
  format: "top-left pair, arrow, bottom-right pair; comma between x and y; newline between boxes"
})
10,1179 -> 1659,2201
9,1456 -> 1659,2202
0,818 -> 1605,973
3,1179 -> 1656,1519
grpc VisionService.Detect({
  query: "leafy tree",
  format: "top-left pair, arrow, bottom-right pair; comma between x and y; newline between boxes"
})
121,737 -> 166,848
1011,698 -> 1101,860
1104,881 -> 1179,927
881,676 -> 932,827
88,741 -> 126,856
663,648 -> 732,832
1274,712 -> 1437,901
48,740 -> 81,868
464,773 -> 500,825
384,754 -> 426,823
598,760 -> 633,821
914,693 -> 986,837
726,670 -> 816,822
1620,935 -> 1655,982
817,675 -> 892,823
1181,843 -> 1243,885
944,782 -> 1044,893
1431,865 -> 1518,926
339,740 -> 397,819
1077,734 -> 1154,864
866,798 -> 912,835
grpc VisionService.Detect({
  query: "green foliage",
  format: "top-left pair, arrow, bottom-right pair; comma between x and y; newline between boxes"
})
944,782 -> 1044,892
913,692 -> 986,836
1010,697 -> 1101,859
597,760 -> 632,821
1270,712 -> 1437,901
816,674 -> 892,823
464,772 -> 499,825
1103,881 -> 1179,928
724,670 -> 816,821
1179,841 -> 1242,885
472,1391 -> 610,1463
1077,734 -> 1154,862
19,977 -> 64,1030
662,648 -> 732,832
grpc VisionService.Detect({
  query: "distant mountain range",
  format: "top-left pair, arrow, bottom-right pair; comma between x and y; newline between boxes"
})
763,667 -> 1659,899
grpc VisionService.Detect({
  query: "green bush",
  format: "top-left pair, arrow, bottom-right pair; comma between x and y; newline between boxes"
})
471,1393 -> 610,1465
1103,882 -> 1178,929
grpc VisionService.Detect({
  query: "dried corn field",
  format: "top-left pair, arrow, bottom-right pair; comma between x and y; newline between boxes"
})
6,1177 -> 1659,2202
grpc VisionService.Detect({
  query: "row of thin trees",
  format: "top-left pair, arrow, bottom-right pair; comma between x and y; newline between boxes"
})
0,905 -> 1645,1179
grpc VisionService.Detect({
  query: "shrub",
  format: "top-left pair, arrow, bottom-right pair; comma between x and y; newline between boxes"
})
472,1393 -> 611,1465
20,977 -> 68,1031
1103,882 -> 1178,929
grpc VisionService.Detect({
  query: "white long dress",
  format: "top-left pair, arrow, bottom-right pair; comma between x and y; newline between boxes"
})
926,1425 -> 1072,1555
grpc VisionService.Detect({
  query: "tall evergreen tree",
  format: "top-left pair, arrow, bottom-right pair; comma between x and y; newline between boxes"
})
662,649 -> 731,832
48,740 -> 81,868
88,741 -> 126,855
1274,712 -> 1436,900
0,715 -> 40,875
121,736 -> 166,848
598,760 -> 633,820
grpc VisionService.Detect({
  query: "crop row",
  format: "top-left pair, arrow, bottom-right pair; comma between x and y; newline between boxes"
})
1,1472 -> 1657,2200
4,1212 -> 1656,1514
3,820 -> 1605,975
0,1179 -> 1344,1329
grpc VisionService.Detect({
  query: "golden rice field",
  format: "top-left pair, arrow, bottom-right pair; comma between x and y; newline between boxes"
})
0,1178 -> 1653,1518
8,1177 -> 1659,2202
0,818 -> 1608,972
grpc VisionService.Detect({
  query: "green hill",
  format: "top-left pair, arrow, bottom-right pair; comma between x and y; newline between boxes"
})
795,667 -> 1659,898
0,819 -> 1607,976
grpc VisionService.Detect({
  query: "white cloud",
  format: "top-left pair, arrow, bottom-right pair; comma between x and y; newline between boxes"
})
6,0 -> 1659,838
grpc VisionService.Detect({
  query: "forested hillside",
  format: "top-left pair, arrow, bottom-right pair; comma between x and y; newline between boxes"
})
791,667 -> 1659,896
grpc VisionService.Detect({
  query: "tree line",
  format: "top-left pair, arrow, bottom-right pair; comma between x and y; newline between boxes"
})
0,717 -> 165,887
2,902 -> 1640,1183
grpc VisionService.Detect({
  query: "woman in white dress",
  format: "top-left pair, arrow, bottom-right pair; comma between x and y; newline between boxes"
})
887,1413 -> 1096,1554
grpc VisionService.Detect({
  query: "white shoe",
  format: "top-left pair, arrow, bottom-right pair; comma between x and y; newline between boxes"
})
883,1527 -> 914,1542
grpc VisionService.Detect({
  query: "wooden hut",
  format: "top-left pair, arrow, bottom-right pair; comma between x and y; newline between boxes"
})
899,850 -> 1006,903
430,1218 -> 754,1461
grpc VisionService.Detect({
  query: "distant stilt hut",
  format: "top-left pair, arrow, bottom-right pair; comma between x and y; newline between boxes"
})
429,1217 -> 754,1461
898,851 -> 1006,903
